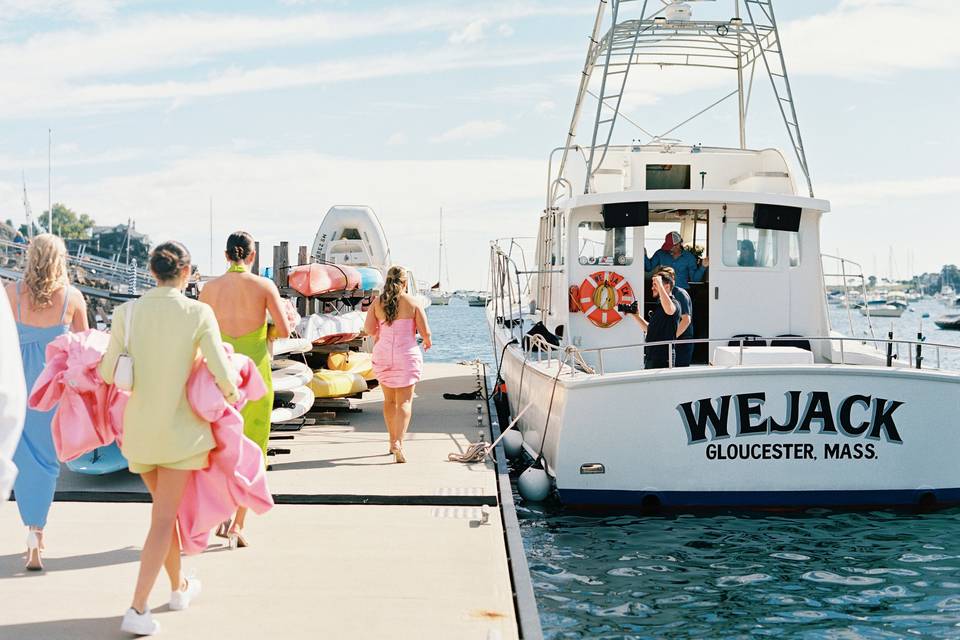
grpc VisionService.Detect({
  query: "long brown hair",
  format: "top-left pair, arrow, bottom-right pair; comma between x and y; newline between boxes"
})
381,266 -> 407,324
24,233 -> 68,309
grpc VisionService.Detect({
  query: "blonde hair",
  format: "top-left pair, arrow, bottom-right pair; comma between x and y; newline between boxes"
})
381,266 -> 408,324
24,233 -> 68,309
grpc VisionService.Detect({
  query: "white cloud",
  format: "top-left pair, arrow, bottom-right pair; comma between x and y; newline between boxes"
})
783,0 -> 960,77
819,176 -> 960,207
431,120 -> 508,143
535,100 -> 556,113
498,23 -> 515,37
0,32 -> 581,118
450,18 -> 489,44
385,132 -> 409,146
2,150 -> 545,288
0,0 -> 120,22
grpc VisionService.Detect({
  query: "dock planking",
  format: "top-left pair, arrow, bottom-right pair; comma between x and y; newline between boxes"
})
0,362 -> 527,639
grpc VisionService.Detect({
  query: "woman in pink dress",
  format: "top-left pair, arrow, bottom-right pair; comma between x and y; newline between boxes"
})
363,266 -> 431,463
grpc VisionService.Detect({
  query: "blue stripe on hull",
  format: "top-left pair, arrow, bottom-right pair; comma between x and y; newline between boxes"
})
558,488 -> 960,508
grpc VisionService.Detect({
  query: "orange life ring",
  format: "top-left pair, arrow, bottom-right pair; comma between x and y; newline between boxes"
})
578,271 -> 635,328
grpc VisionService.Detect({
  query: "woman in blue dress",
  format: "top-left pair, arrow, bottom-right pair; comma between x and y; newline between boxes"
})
4,233 -> 88,571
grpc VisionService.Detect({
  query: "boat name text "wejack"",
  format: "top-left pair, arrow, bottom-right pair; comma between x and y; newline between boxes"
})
677,392 -> 904,445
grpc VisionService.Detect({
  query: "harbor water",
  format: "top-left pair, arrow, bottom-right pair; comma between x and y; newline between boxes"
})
426,298 -> 960,639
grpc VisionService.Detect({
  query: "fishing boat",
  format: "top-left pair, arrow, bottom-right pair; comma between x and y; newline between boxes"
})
488,0 -> 960,508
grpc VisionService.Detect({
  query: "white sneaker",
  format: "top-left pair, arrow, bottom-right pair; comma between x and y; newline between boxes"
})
169,576 -> 202,611
121,608 -> 160,636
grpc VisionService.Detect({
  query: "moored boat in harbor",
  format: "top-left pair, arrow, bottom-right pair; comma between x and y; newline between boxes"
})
488,0 -> 960,508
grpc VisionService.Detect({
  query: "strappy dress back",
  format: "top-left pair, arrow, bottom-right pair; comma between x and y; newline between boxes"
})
13,282 -> 69,527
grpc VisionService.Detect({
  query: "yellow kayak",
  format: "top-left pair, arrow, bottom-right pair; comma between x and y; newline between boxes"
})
309,370 -> 368,399
326,351 -> 375,380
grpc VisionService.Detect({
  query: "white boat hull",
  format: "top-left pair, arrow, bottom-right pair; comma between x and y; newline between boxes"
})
493,324 -> 960,507
860,306 -> 905,318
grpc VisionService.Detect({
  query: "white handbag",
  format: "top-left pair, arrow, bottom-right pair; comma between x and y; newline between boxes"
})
114,301 -> 135,391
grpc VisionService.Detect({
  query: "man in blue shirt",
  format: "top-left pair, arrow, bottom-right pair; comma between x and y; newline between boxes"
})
644,231 -> 708,291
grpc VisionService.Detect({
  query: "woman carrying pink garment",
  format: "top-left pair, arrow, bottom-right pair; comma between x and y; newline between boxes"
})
363,266 -> 432,463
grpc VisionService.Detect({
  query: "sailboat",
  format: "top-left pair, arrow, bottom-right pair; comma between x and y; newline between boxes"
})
429,208 -> 452,305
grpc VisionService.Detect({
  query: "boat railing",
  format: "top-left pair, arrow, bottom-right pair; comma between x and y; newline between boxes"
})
522,334 -> 960,376
821,253 -> 876,342
490,238 -> 550,344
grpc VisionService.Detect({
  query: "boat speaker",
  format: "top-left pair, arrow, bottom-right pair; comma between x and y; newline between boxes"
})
753,203 -> 801,232
601,201 -> 649,228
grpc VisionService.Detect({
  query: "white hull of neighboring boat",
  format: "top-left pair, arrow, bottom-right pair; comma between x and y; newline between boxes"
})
860,306 -> 905,318
492,321 -> 960,507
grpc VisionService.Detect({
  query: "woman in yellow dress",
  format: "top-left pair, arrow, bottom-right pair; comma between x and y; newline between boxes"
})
100,241 -> 239,636
200,231 -> 291,547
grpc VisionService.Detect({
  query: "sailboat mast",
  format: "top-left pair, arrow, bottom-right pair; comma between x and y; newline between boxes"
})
439,208 -> 443,284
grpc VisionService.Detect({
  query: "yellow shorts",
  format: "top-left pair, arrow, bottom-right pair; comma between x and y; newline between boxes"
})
128,451 -> 209,475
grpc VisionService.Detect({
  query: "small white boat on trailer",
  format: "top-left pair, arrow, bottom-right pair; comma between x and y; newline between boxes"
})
488,0 -> 960,509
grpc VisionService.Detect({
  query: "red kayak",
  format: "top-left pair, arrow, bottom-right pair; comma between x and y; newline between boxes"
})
288,263 -> 363,296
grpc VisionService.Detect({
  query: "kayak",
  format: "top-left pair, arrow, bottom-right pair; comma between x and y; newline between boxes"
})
65,443 -> 128,475
288,263 -> 363,296
309,370 -> 368,398
357,267 -> 385,291
271,359 -> 314,392
327,351 -> 375,380
297,311 -> 365,344
271,386 -> 315,423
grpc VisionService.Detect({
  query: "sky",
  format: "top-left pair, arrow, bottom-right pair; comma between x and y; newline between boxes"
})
0,0 -> 957,289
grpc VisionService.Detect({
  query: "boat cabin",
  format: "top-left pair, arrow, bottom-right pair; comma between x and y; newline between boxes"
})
531,144 -> 832,372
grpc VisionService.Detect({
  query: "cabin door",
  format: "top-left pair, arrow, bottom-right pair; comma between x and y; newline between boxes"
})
708,205 -> 791,358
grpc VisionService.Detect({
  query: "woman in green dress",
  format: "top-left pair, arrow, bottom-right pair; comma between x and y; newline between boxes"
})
200,231 -> 291,546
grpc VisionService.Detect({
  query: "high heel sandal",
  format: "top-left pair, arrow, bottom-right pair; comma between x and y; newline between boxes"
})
393,445 -> 406,464
227,525 -> 248,549
215,519 -> 232,540
25,530 -> 43,572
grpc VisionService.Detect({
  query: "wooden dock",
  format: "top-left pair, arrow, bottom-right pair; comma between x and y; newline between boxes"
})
0,362 -> 541,639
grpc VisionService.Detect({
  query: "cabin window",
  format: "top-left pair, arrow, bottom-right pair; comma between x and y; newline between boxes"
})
646,164 -> 691,189
723,222 -> 778,268
788,232 -> 801,267
578,221 -> 634,266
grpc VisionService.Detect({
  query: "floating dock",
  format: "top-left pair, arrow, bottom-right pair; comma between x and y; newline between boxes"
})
0,362 -> 541,639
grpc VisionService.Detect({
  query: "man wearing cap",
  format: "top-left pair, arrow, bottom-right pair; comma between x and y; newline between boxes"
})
652,266 -> 694,366
628,269 -> 680,370
644,231 -> 708,291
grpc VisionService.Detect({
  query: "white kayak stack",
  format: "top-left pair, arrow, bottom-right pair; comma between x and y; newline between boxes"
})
270,356 -> 315,424
297,310 -> 366,345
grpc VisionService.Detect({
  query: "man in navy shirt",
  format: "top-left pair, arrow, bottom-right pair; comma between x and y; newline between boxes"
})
629,270 -> 680,369
644,231 -> 708,290
656,266 -> 694,366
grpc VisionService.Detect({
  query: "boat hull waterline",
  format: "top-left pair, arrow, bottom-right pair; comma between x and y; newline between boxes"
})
494,328 -> 960,508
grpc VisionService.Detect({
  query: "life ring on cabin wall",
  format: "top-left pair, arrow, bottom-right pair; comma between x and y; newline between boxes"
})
578,271 -> 635,328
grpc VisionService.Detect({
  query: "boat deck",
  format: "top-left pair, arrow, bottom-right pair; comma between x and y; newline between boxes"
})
0,363 -> 531,639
